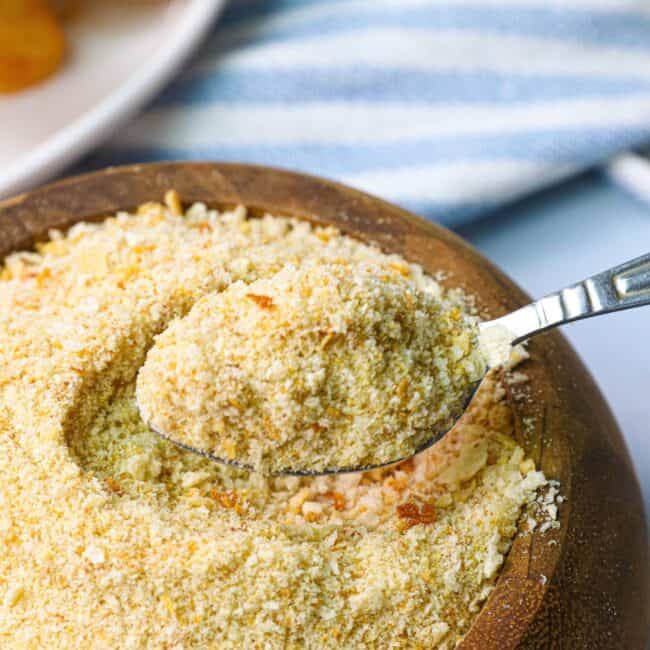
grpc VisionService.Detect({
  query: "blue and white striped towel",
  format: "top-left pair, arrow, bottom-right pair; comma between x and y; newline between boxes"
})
80,0 -> 650,227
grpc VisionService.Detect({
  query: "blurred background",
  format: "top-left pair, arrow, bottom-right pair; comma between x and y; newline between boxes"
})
2,0 -> 650,520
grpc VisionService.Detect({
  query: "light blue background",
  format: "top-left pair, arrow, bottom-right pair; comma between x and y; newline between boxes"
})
458,173 -> 650,522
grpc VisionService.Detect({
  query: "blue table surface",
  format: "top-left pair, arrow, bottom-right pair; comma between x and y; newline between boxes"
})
457,172 -> 650,524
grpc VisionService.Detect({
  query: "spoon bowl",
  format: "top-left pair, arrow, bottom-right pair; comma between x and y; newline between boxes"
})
138,380 -> 483,477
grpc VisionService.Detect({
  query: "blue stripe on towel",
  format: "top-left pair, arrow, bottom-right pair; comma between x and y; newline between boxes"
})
156,68 -> 650,107
94,127 -> 650,175
216,3 -> 650,52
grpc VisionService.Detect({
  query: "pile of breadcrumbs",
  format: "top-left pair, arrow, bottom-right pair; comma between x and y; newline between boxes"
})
0,197 -> 554,649
137,259 -> 486,473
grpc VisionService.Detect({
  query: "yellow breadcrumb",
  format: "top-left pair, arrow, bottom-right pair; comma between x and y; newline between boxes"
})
0,201 -> 553,649
136,261 -> 486,473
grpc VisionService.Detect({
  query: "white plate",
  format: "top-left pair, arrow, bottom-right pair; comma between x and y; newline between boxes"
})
0,0 -> 225,199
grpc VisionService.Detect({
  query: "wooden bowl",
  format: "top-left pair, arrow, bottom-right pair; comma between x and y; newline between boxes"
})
1,163 -> 648,648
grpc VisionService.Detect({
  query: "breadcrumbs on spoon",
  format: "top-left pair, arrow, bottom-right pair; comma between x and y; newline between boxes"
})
136,261 -> 486,473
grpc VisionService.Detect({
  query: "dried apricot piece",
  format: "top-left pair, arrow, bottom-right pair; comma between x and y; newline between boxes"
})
0,0 -> 66,93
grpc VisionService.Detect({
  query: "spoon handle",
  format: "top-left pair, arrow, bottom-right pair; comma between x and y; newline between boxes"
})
484,252 -> 650,344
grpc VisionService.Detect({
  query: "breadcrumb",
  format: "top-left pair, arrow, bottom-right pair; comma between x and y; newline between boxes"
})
0,201 -> 556,649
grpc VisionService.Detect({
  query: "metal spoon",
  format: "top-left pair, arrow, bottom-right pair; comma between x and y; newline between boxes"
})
139,252 -> 650,476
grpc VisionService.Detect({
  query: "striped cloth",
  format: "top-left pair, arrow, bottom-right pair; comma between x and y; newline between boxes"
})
80,0 -> 650,227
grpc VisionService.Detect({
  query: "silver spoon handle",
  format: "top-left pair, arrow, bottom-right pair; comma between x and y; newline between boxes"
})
484,252 -> 650,344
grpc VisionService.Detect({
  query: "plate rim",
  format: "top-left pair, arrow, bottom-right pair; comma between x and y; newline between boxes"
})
0,0 -> 226,199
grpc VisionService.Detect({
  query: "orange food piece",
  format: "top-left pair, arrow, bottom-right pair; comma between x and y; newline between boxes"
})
0,0 -> 66,93
396,500 -> 437,530
104,477 -> 124,497
209,490 -> 238,510
325,491 -> 346,511
245,293 -> 275,309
